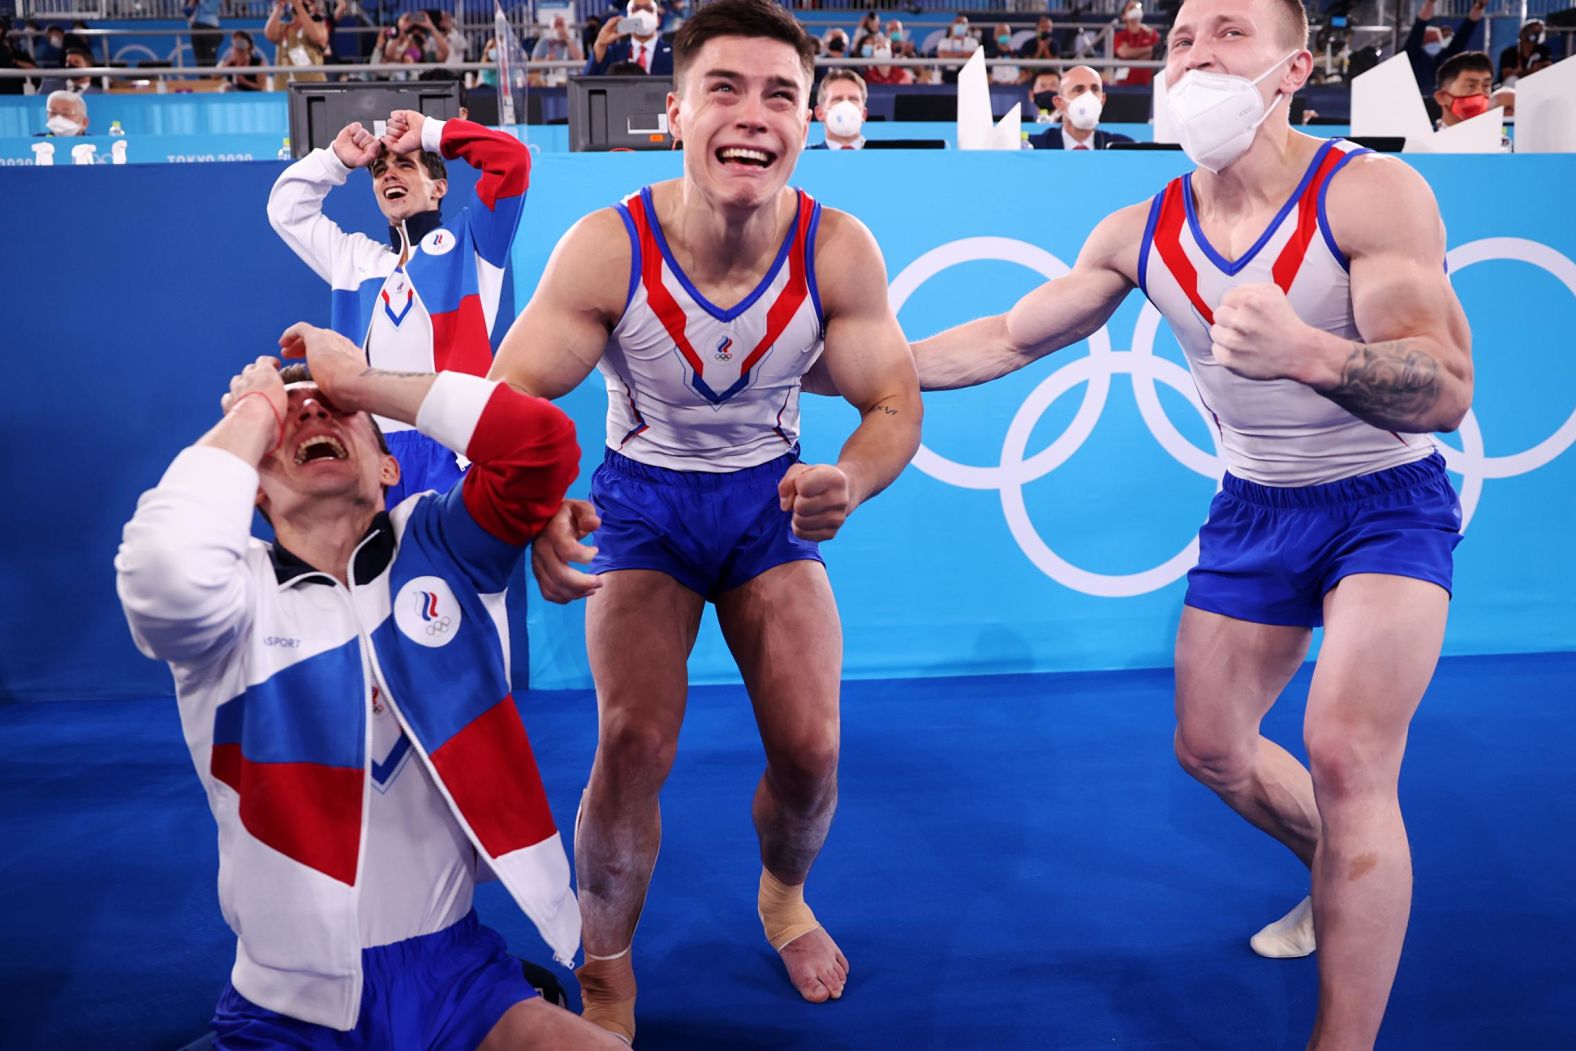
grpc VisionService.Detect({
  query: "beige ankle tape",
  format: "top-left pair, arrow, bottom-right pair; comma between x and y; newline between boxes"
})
758,869 -> 821,951
576,954 -> 636,1044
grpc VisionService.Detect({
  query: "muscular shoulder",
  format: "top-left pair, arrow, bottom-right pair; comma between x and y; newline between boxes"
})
545,206 -> 633,321
810,207 -> 887,314
1079,199 -> 1152,283
1324,152 -> 1444,260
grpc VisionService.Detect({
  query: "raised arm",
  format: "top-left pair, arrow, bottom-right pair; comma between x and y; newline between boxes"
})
265,122 -> 384,283
815,211 -> 923,511
263,0 -> 287,44
115,358 -> 287,666
910,203 -> 1143,391
1208,155 -> 1471,434
295,0 -> 329,49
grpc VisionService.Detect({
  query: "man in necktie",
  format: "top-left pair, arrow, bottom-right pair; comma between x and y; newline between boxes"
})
587,0 -> 675,76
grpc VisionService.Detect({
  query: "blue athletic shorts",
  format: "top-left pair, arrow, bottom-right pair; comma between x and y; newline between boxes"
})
1184,452 -> 1462,628
210,910 -> 536,1050
384,430 -> 466,510
588,447 -> 824,599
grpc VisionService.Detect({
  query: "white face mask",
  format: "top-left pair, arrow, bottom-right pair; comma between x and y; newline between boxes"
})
1066,92 -> 1103,130
1163,51 -> 1297,173
627,8 -> 658,36
873,46 -> 892,61
1423,41 -> 1444,57
825,99 -> 863,139
46,114 -> 83,136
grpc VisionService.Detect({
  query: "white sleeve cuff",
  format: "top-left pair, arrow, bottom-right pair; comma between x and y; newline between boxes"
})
416,372 -> 497,457
421,116 -> 447,154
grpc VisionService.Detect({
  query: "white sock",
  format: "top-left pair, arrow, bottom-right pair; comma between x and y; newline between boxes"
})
1250,895 -> 1316,959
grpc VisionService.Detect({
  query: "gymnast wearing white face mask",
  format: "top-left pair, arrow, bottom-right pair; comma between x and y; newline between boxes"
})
901,1 -> 1475,1047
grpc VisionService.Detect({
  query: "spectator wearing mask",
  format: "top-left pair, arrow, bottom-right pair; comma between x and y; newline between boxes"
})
852,11 -> 880,55
1434,50 -> 1495,128
40,47 -> 98,94
1027,64 -> 1133,150
1028,16 -> 1060,61
823,27 -> 850,60
1499,18 -> 1552,86
884,20 -> 909,54
533,12 -> 585,83
218,30 -> 266,91
809,68 -> 868,150
40,89 -> 88,136
586,0 -> 671,76
34,24 -> 66,67
265,0 -> 329,82
184,0 -> 222,68
0,18 -> 38,96
936,15 -> 978,85
1112,0 -> 1160,86
1029,69 -> 1062,123
1404,0 -> 1484,95
863,33 -> 911,86
987,22 -> 1027,85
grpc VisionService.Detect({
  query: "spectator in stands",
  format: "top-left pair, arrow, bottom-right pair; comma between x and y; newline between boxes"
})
64,20 -> 93,59
1027,64 -> 1133,150
1028,16 -> 1060,61
884,19 -> 909,53
810,68 -> 868,150
824,27 -> 850,60
864,33 -> 911,86
1404,0 -> 1483,95
936,15 -> 978,85
34,24 -> 65,68
1434,51 -> 1495,128
41,89 -> 88,136
266,0 -> 329,83
1112,0 -> 1160,86
218,30 -> 266,91
1030,69 -> 1062,122
852,11 -> 881,55
184,0 -> 222,69
380,12 -> 450,81
586,0 -> 671,76
0,18 -> 36,96
532,13 -> 585,76
47,47 -> 99,93
437,9 -> 468,66
1499,18 -> 1553,86
987,22 -> 1027,85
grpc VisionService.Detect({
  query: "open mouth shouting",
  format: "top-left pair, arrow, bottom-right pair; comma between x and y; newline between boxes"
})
294,434 -> 349,466
716,145 -> 777,171
381,183 -> 409,202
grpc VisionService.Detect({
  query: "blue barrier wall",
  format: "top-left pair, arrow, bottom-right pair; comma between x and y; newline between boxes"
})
1,150 -> 1572,701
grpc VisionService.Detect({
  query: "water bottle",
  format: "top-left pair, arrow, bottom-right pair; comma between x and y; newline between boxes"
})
108,120 -> 125,137
277,136 -> 292,160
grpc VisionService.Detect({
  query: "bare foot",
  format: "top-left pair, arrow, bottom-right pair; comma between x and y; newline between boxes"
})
777,927 -> 849,1002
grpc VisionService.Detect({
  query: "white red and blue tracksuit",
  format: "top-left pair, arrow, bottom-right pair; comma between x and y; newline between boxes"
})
116,374 -> 580,1031
267,118 -> 530,502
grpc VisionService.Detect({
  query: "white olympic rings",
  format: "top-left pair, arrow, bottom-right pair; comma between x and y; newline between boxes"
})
893,236 -> 1576,596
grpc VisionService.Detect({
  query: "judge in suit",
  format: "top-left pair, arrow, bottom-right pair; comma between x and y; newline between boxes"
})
585,0 -> 674,76
1027,65 -> 1135,151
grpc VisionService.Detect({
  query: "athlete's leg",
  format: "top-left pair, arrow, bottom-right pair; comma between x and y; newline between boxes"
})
1174,606 -> 1321,865
480,998 -> 633,1050
575,569 -> 705,1041
715,560 -> 848,1003
1303,574 -> 1448,1050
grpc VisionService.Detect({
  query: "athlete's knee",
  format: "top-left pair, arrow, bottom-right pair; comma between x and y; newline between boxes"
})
764,732 -> 839,807
595,710 -> 681,788
1173,724 -> 1255,793
1304,721 -> 1400,805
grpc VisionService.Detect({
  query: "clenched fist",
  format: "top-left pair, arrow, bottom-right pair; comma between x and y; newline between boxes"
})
1209,282 -> 1320,384
777,463 -> 851,542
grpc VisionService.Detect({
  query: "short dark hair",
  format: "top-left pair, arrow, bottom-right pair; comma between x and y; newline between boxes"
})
672,0 -> 816,91
232,29 -> 255,46
1437,50 -> 1493,91
278,363 -> 391,456
371,149 -> 448,184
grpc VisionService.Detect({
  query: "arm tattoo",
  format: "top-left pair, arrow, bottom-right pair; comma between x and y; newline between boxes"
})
864,405 -> 899,417
1324,341 -> 1439,429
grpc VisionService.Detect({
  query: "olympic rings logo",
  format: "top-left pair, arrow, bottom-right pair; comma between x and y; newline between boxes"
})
892,236 -> 1576,598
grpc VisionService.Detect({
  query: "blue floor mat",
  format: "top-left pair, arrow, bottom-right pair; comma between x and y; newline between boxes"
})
2,652 -> 1573,1050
